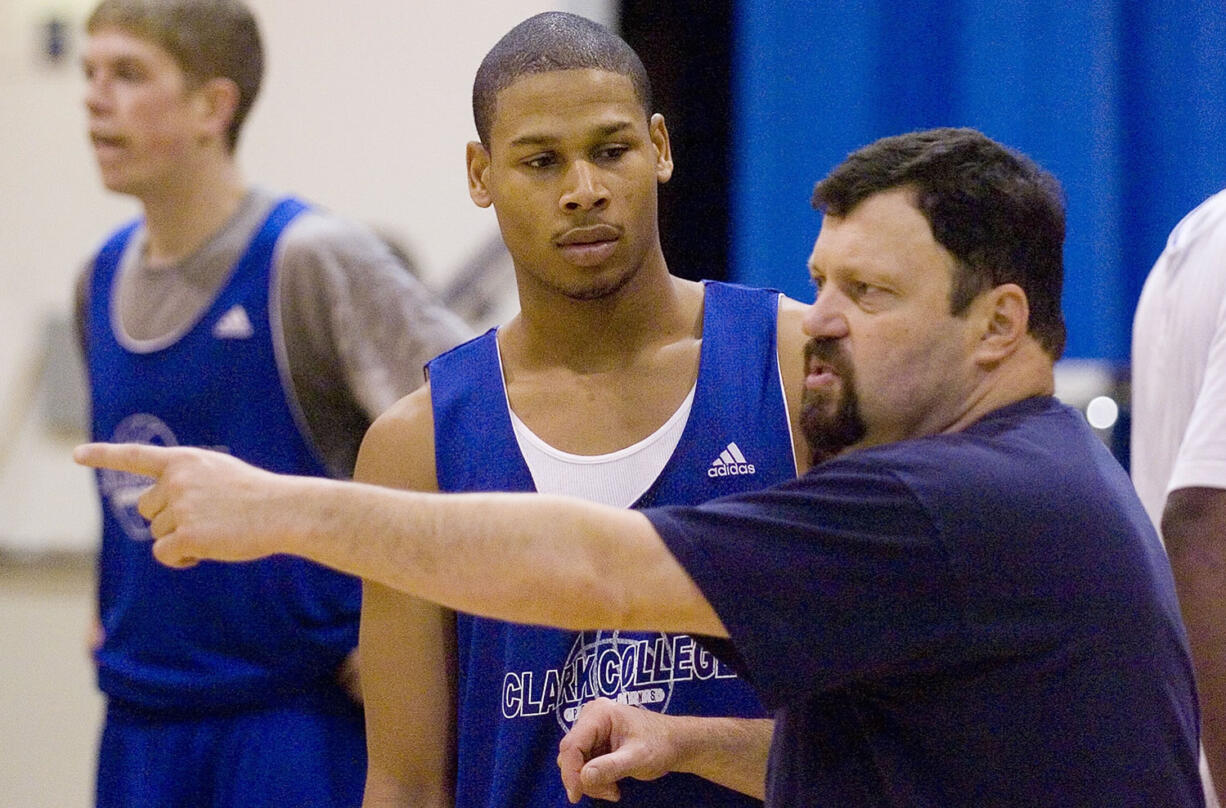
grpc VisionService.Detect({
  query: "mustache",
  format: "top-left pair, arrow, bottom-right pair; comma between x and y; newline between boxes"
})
801,337 -> 864,464
804,338 -> 850,372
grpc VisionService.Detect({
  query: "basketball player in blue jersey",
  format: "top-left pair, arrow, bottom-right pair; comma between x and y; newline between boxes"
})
76,1 -> 470,806
353,12 -> 810,808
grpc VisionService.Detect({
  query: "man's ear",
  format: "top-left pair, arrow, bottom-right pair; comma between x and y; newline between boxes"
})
973,283 -> 1029,364
195,77 -> 240,145
466,141 -> 493,208
649,113 -> 674,184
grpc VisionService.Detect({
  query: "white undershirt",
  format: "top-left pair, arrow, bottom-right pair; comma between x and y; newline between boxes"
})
509,385 -> 696,508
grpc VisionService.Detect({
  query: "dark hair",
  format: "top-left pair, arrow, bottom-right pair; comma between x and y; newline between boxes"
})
86,0 -> 262,152
813,127 -> 1067,359
472,12 -> 652,146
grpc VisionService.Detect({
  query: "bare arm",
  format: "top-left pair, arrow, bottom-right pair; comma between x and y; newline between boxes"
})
354,387 -> 456,807
72,442 -> 727,638
1164,485 -> 1226,805
556,697 -> 771,802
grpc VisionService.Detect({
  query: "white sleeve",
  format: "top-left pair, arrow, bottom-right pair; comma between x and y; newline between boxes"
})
1162,209 -> 1226,492
1168,237 -> 1226,495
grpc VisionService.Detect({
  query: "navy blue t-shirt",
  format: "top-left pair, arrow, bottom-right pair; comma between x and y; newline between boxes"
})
647,396 -> 1202,807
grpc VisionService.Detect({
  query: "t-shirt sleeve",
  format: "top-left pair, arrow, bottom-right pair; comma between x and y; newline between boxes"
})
276,212 -> 474,420
270,211 -> 473,477
645,458 -> 955,710
1170,268 -> 1226,495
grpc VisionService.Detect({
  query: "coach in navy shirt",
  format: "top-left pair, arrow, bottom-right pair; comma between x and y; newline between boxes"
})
77,128 -> 1203,807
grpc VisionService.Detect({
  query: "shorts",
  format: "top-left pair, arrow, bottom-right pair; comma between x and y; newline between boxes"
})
96,697 -> 366,808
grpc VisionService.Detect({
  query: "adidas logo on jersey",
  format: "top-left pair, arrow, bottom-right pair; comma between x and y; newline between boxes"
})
708,442 -> 756,478
212,305 -> 253,339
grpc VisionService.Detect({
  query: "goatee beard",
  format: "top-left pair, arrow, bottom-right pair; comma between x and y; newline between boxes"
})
800,339 -> 866,465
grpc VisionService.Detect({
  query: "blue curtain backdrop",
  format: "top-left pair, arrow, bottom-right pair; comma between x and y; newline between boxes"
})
731,0 -> 1226,361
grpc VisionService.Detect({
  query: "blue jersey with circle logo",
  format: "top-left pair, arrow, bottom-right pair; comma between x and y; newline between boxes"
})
86,198 -> 362,715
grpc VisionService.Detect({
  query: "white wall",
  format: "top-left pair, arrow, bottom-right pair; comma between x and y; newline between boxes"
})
0,0 -> 613,554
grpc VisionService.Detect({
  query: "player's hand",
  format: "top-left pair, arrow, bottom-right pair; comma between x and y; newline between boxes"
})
73,442 -> 296,568
557,698 -> 677,803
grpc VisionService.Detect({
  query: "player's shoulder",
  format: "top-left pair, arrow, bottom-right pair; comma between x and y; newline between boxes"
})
777,292 -> 808,315
273,201 -> 423,301
356,383 -> 438,489
371,383 -> 434,433
264,193 -> 405,278
279,204 -> 385,261
779,285 -> 808,308
703,280 -> 807,320
776,294 -> 808,341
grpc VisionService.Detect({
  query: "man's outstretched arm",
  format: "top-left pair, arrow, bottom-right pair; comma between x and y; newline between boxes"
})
73,442 -> 727,638
556,698 -> 771,803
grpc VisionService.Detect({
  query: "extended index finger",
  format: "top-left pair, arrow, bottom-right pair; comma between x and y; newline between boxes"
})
73,442 -> 174,479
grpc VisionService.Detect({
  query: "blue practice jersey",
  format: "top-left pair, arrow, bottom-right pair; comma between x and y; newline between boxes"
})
429,280 -> 796,807
87,198 -> 362,715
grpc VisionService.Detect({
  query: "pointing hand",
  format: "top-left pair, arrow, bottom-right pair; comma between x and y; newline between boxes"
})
73,442 -> 299,568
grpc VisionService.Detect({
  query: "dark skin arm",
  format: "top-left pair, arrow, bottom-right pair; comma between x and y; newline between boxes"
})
1163,485 -> 1226,804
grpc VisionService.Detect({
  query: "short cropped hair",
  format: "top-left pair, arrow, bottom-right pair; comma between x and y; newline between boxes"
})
813,127 -> 1067,359
86,0 -> 262,151
472,12 -> 652,146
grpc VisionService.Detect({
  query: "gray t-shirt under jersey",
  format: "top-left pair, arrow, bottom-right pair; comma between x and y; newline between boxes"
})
76,188 -> 472,477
